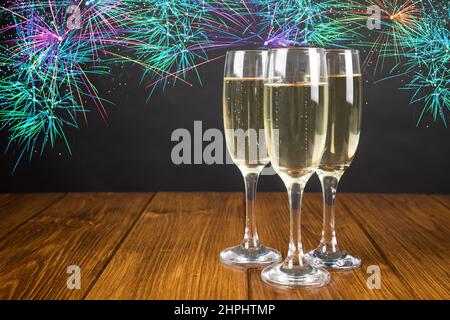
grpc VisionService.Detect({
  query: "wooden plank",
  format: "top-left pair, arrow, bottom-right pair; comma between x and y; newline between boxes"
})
1,192 -> 446,300
431,194 -> 450,209
379,194 -> 450,227
86,192 -> 248,300
341,194 -> 450,300
248,193 -> 414,299
0,193 -> 153,300
0,193 -> 64,239
0,194 -> 19,208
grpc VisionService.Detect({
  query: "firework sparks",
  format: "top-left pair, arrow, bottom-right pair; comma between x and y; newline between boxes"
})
200,0 -> 362,49
356,0 -> 423,73
0,72 -> 84,169
0,0 -> 447,170
398,2 -> 449,125
0,0 -> 127,166
119,0 -> 211,91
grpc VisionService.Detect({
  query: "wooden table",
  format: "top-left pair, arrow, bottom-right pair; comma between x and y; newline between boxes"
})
0,192 -> 448,300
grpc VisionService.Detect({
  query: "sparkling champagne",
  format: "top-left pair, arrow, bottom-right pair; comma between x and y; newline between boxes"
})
264,82 -> 328,177
319,74 -> 362,171
223,77 -> 269,168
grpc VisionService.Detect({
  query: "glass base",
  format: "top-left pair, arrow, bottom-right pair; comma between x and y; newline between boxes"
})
261,262 -> 330,288
220,244 -> 281,267
305,250 -> 361,270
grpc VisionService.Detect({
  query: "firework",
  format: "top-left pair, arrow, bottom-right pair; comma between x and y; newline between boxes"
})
119,0 -> 211,91
0,0 -> 126,166
355,0 -> 423,72
399,1 -> 449,68
199,0 -> 265,49
405,64 -> 450,125
118,0 -> 362,92
80,0 -> 135,58
355,0 -> 448,125
0,0 -> 447,170
367,1 -> 449,125
200,0 -> 361,50
0,73 -> 83,169
301,0 -> 362,47
398,2 -> 449,125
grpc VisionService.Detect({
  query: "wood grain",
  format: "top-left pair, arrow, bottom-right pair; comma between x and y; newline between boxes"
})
0,192 -> 447,300
0,194 -> 19,208
342,194 -> 450,300
87,192 -> 248,300
248,193 -> 414,300
431,195 -> 450,209
0,193 -> 64,239
0,193 -> 153,299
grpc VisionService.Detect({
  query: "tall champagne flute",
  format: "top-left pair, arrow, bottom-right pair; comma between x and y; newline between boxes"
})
261,48 -> 330,287
220,50 -> 281,267
305,49 -> 363,270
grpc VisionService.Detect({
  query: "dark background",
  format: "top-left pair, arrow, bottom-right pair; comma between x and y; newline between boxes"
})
0,48 -> 449,193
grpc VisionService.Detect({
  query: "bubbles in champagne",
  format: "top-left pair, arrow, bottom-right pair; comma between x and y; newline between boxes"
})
264,82 -> 328,178
223,78 -> 270,169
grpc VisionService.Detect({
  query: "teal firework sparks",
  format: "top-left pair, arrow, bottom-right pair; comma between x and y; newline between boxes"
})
0,0 -> 127,167
0,73 -> 84,169
200,0 -> 361,49
373,0 -> 449,126
0,0 -> 447,170
356,0 -> 423,72
400,7 -> 449,126
267,0 -> 362,47
80,0 -> 136,58
120,0 -> 211,91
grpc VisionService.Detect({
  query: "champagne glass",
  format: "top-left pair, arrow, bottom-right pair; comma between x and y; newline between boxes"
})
261,48 -> 330,287
220,50 -> 281,267
305,49 -> 363,270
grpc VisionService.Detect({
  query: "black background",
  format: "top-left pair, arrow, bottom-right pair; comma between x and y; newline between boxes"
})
0,48 -> 449,193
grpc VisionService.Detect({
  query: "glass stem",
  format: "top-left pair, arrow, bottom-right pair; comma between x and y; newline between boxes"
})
240,169 -> 261,250
285,181 -> 306,268
318,173 -> 342,254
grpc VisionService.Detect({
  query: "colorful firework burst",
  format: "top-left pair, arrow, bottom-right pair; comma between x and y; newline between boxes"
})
0,0 -> 447,170
399,1 -> 449,68
352,0 -> 448,125
366,0 -> 449,126
199,0 -> 267,49
355,0 -> 423,72
0,0 -> 128,167
0,73 -> 84,169
79,0 -> 135,59
118,0 -> 211,91
200,0 -> 362,50
405,64 -> 449,126
397,1 -> 449,125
